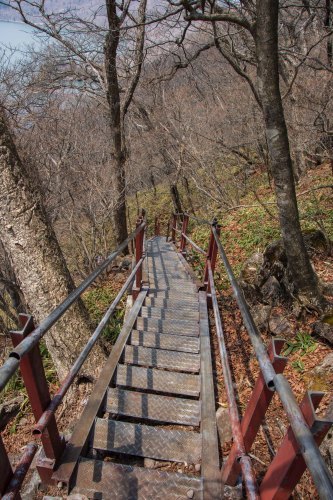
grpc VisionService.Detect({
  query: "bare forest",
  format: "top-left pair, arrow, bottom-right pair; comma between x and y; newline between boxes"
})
0,1 -> 333,498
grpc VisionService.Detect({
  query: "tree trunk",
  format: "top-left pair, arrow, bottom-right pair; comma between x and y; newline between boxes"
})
105,0 -> 128,252
0,112 -> 105,380
170,184 -> 183,215
255,0 -> 324,307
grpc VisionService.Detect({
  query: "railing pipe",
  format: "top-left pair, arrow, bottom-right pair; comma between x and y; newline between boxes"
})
0,222 -> 145,393
212,226 -> 333,498
182,233 -> 206,255
207,263 -> 258,498
211,226 -> 276,389
33,257 -> 144,436
2,443 -> 38,500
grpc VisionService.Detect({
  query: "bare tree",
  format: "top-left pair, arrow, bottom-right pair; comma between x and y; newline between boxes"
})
0,109 -> 105,379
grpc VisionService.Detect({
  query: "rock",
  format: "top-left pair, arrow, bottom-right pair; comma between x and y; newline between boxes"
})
313,322 -> 333,345
144,458 -> 156,469
186,489 -> 194,498
303,229 -> 331,256
195,463 -> 201,472
239,252 -> 263,286
321,430 -> 333,475
223,484 -> 243,499
216,407 -> 232,445
21,471 -> 40,500
269,313 -> 292,336
42,497 -> 62,500
251,304 -> 271,331
313,353 -> 333,375
261,276 -> 282,305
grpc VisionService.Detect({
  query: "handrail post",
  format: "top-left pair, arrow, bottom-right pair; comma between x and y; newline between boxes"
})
10,314 -> 65,485
133,217 -> 144,300
0,436 -> 16,498
204,219 -> 220,307
180,214 -> 189,256
166,220 -> 170,242
171,213 -> 177,243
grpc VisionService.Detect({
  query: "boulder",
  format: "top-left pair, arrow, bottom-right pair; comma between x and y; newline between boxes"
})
313,353 -> 333,375
251,304 -> 272,331
269,313 -> 292,336
261,276 -> 283,305
239,252 -> 263,286
313,322 -> 333,345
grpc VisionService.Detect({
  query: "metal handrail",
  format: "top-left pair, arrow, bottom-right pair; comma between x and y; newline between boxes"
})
0,221 -> 145,393
182,233 -> 206,255
211,226 -> 333,499
207,262 -> 258,499
32,257 -> 144,436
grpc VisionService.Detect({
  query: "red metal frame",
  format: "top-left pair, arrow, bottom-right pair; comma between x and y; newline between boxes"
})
132,215 -> 145,300
259,391 -> 333,499
180,214 -> 189,255
10,314 -> 65,483
170,212 -> 333,499
222,339 -> 288,485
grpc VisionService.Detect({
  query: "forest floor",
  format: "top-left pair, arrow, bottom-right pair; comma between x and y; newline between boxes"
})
0,162 -> 332,498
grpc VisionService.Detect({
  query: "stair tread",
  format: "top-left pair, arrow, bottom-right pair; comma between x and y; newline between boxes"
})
72,458 -> 202,500
136,317 -> 199,336
139,306 -> 199,321
131,330 -> 200,353
116,365 -> 200,397
124,345 -> 200,373
106,388 -> 200,426
93,419 -> 201,463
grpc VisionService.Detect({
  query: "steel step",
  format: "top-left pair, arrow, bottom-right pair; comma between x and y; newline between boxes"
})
139,306 -> 199,321
93,419 -> 201,463
106,388 -> 200,426
144,297 -> 198,309
124,345 -> 200,373
147,289 -> 198,299
72,458 -> 202,499
136,317 -> 199,336
116,365 -> 200,397
131,330 -> 200,353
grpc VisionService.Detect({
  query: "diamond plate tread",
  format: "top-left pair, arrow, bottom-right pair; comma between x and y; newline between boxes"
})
136,317 -> 199,336
93,419 -> 201,463
116,365 -> 200,397
139,306 -> 199,321
131,330 -> 200,353
144,297 -> 198,309
148,289 -> 198,299
124,346 -> 200,373
106,388 -> 200,426
73,458 -> 202,499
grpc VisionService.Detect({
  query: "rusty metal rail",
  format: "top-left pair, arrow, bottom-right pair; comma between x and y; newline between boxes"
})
0,221 -> 146,393
170,211 -> 333,500
0,216 -> 146,499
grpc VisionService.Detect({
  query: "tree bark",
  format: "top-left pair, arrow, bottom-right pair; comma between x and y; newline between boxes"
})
105,0 -> 128,252
255,0 -> 324,307
0,111 -> 105,380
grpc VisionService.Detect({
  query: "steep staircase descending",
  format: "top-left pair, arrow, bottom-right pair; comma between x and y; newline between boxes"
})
54,237 -> 221,499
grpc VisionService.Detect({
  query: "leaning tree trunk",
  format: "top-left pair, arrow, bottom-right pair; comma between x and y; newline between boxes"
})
255,0 -> 325,307
105,0 -> 128,252
0,112 -> 105,380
